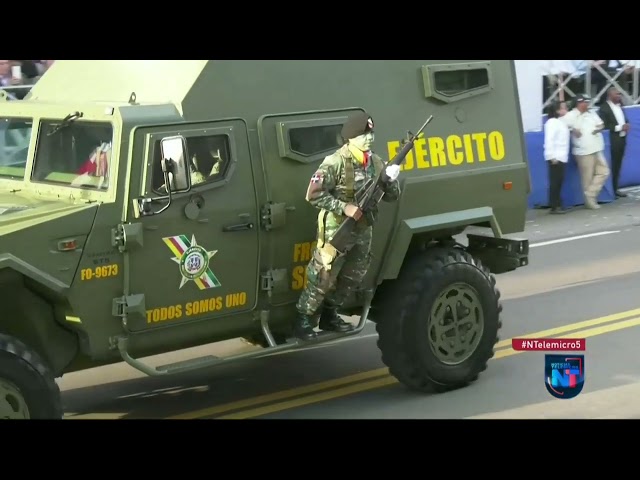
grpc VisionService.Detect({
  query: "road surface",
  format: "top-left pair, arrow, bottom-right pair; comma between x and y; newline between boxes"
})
60,190 -> 640,419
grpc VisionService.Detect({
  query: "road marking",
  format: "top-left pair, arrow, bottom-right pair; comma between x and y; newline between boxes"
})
494,316 -> 640,360
166,367 -> 390,419
494,306 -> 640,349
65,412 -> 127,419
217,376 -> 399,420
166,306 -> 640,420
213,315 -> 640,420
529,230 -> 620,248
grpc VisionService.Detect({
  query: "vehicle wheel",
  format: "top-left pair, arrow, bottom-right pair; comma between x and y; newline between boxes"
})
375,246 -> 502,393
0,333 -> 63,419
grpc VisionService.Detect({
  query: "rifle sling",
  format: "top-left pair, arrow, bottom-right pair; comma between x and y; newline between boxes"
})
345,155 -> 383,204
344,158 -> 355,201
317,210 -> 329,247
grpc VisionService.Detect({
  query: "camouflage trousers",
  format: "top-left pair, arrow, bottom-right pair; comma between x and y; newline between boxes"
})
296,223 -> 372,316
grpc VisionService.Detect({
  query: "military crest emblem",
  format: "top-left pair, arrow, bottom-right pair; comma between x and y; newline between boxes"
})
163,234 -> 222,290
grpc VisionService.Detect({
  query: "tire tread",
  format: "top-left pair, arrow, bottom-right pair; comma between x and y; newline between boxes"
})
0,333 -> 63,419
374,246 -> 503,393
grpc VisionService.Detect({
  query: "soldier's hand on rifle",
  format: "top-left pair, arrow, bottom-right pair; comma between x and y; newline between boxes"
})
344,203 -> 363,220
386,165 -> 400,181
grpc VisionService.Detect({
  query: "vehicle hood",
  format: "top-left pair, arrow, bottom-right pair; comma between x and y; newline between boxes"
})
0,192 -> 98,234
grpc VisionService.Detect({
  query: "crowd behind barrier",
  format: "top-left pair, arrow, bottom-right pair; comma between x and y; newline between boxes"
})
542,60 -> 640,108
533,60 -> 640,209
2,59 -> 639,211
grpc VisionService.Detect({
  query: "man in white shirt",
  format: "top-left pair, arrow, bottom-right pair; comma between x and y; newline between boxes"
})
562,95 -> 610,209
544,101 -> 571,213
598,87 -> 630,197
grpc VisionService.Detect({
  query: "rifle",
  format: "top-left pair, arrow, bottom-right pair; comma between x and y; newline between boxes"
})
328,114 -> 434,254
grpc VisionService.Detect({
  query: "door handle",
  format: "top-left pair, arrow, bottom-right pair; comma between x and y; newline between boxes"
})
223,222 -> 254,232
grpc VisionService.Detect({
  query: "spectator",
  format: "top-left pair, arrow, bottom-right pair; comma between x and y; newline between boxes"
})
541,61 -> 589,108
0,61 -> 35,100
544,101 -> 572,214
16,61 -> 39,79
541,61 -> 560,103
589,60 -> 632,103
0,60 -> 19,99
598,86 -> 630,198
554,60 -> 584,103
566,60 -> 588,100
562,94 -> 610,209
590,61 -> 609,100
0,60 -> 13,87
31,60 -> 54,81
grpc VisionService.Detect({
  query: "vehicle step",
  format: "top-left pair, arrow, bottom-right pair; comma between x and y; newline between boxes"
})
157,331 -> 354,373
117,292 -> 375,377
157,355 -> 220,373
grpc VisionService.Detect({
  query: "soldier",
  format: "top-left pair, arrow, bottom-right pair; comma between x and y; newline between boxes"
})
293,111 -> 401,341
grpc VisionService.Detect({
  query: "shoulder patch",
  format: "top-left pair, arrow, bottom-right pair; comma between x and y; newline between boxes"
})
305,169 -> 325,199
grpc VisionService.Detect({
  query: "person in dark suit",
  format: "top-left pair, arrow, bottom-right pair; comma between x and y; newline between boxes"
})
598,87 -> 631,197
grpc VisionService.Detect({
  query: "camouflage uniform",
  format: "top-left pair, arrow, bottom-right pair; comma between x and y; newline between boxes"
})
294,112 -> 401,340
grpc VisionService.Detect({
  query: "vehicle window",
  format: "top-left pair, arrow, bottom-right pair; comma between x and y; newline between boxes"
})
0,117 -> 32,179
289,124 -> 342,157
152,133 -> 231,194
32,119 -> 113,190
433,68 -> 490,96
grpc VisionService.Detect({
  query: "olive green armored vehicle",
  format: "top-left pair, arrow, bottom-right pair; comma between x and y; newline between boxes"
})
0,60 -> 529,419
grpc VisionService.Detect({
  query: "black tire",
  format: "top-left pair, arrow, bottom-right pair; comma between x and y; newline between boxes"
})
0,334 -> 63,419
375,246 -> 502,393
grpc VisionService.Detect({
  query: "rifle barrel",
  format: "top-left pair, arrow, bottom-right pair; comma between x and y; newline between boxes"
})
414,115 -> 434,138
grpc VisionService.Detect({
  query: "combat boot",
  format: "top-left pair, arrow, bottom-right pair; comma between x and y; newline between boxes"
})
319,305 -> 354,332
293,314 -> 318,341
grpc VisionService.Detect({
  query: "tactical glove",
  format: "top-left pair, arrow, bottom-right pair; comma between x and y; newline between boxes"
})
385,164 -> 400,181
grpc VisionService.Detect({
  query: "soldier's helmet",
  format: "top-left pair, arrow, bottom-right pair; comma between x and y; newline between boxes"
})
341,111 -> 374,142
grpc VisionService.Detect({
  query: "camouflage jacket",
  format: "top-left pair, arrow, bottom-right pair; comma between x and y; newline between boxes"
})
305,144 -> 401,218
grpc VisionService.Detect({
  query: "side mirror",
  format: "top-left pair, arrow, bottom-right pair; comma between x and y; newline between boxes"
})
160,135 -> 191,193
132,135 -> 191,218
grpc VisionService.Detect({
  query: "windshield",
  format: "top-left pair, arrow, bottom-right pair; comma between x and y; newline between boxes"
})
32,119 -> 113,190
0,117 -> 32,180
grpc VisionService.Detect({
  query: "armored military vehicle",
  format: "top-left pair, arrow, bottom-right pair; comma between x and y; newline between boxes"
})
0,60 -> 529,419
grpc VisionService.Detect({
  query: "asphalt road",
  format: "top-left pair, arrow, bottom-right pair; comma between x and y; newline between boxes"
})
60,191 -> 640,419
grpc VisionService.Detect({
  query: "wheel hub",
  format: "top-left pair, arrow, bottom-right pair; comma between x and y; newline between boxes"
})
428,282 -> 485,365
0,379 -> 30,419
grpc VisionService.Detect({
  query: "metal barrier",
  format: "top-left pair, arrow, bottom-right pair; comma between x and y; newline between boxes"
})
543,61 -> 640,110
0,85 -> 33,100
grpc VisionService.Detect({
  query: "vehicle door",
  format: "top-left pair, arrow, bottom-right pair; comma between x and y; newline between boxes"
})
256,107 -> 365,306
125,119 -> 259,332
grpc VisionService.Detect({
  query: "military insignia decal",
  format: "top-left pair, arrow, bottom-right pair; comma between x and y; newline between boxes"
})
306,171 -> 324,199
163,234 -> 222,290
